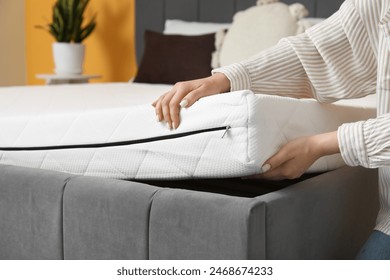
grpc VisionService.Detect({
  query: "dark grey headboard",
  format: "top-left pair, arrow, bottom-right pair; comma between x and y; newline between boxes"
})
135,0 -> 345,64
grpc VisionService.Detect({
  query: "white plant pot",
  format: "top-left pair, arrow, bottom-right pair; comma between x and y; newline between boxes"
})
53,43 -> 85,75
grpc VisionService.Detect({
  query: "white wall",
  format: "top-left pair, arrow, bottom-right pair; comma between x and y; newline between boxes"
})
0,0 -> 26,86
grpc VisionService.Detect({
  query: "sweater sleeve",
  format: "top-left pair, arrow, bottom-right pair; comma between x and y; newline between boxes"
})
338,114 -> 390,168
213,0 -> 377,103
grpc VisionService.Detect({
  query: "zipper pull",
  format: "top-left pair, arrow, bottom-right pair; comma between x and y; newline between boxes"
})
221,125 -> 231,139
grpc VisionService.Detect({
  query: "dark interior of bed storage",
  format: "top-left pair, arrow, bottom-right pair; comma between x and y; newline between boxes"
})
137,173 -> 321,197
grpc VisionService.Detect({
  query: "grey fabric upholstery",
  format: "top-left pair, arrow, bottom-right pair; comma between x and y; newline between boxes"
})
148,167 -> 378,260
0,165 -> 72,260
63,176 -> 159,260
263,166 -> 379,259
149,189 -> 266,259
0,164 -> 379,260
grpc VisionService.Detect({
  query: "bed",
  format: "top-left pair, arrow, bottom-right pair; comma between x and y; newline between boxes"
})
0,0 -> 380,260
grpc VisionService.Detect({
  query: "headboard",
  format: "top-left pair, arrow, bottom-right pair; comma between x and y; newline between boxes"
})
135,0 -> 346,64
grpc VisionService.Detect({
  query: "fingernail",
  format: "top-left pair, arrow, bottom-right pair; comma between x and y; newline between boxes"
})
156,115 -> 160,122
180,99 -> 189,108
172,122 -> 177,130
261,164 -> 271,173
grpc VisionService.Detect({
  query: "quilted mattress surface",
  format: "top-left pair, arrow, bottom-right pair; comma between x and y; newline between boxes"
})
0,83 -> 376,179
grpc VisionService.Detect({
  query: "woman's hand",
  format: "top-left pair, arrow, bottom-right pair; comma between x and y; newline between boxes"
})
152,73 -> 230,129
247,131 -> 340,180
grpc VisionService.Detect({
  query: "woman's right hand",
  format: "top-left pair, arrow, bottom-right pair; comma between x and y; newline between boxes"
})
152,73 -> 231,129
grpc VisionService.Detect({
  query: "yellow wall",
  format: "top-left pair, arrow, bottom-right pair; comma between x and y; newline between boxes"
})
0,0 -> 26,86
25,0 -> 137,85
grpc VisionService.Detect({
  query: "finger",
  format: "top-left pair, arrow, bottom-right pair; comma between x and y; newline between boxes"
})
245,162 -> 292,181
162,105 -> 172,129
155,98 -> 163,122
168,91 -> 188,129
168,91 -> 196,129
243,147 -> 294,180
261,146 -> 292,174
169,99 -> 181,129
161,93 -> 175,129
152,91 -> 168,108
243,168 -> 283,180
256,166 -> 289,180
154,96 -> 164,122
167,85 -> 201,129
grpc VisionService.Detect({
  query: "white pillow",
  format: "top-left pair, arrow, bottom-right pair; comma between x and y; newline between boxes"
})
218,1 -> 308,67
164,19 -> 231,35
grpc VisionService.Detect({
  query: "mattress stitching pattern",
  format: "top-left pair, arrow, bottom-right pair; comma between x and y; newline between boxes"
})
152,150 -> 193,178
38,152 -> 49,170
191,138 -> 214,178
106,109 -> 130,143
133,149 -> 151,180
82,150 -> 99,176
57,113 -> 83,145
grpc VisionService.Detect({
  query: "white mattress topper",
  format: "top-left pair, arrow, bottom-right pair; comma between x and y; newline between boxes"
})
0,83 -> 376,179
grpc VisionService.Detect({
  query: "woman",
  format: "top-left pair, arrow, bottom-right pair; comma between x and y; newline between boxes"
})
152,0 -> 390,259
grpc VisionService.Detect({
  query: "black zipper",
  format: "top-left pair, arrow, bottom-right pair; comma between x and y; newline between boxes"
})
0,126 -> 231,151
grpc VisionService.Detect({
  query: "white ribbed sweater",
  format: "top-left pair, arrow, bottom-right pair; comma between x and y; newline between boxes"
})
215,0 -> 390,234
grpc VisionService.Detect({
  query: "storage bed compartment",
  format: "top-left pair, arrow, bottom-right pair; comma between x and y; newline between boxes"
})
0,164 -> 378,260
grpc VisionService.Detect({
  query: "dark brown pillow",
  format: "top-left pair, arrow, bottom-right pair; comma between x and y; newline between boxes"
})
134,30 -> 215,84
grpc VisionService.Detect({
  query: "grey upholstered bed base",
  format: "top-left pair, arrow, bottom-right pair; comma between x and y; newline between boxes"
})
0,164 -> 378,259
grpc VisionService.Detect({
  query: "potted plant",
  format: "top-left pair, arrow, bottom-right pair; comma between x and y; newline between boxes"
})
37,0 -> 96,75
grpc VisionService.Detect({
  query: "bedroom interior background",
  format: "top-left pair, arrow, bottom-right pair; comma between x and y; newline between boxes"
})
1,0 -> 330,87
0,0 -> 337,86
25,0 -> 137,85
0,0 -> 26,86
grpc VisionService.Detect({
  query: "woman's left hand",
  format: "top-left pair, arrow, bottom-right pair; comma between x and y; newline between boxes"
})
246,131 -> 340,181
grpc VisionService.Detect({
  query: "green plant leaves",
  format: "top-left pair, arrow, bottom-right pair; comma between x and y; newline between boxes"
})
39,0 -> 96,43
